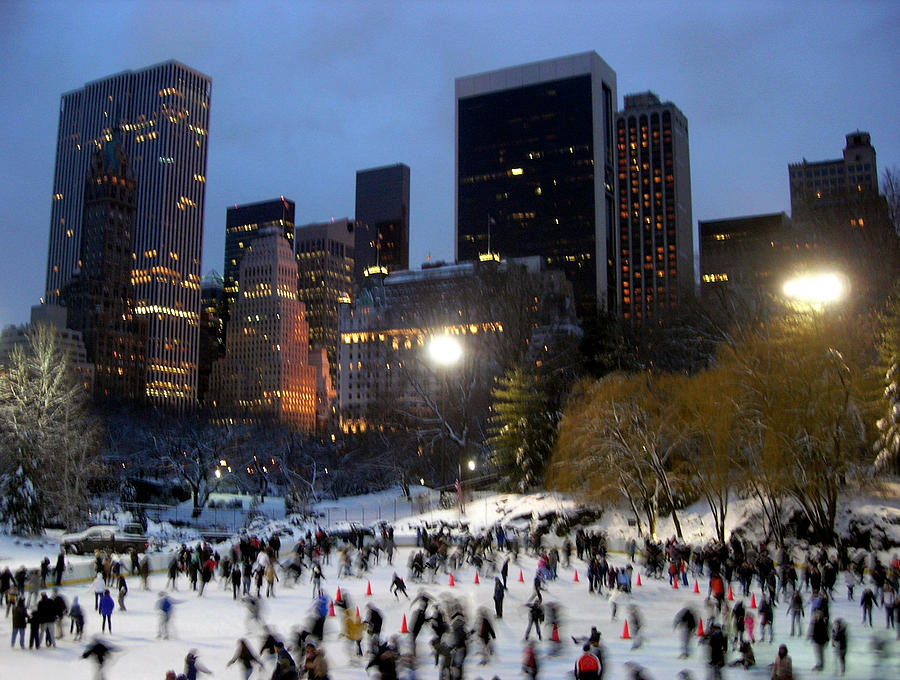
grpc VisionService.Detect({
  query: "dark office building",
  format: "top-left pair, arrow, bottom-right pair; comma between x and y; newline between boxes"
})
61,130 -> 146,403
354,164 -> 410,286
224,198 -> 295,323
788,132 -> 898,300
198,272 -> 225,405
46,60 -> 211,410
698,212 -> 793,299
295,217 -> 355,368
455,52 -> 618,317
617,92 -> 695,322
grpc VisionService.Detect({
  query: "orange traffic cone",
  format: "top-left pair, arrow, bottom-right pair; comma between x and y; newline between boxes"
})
674,577 -> 679,590
449,573 -> 455,587
329,601 -> 335,617
519,570 -> 525,583
336,587 -> 343,603
622,620 -> 631,639
697,618 -> 705,637
551,623 -> 560,642
637,574 -> 642,587
694,580 -> 700,594
366,581 -> 372,596
356,606 -> 360,620
401,614 -> 409,633
751,593 -> 757,609
574,570 -> 580,583
475,572 -> 480,585
728,585 -> 734,601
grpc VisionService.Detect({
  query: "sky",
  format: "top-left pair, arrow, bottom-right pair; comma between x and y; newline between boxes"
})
0,0 -> 898,329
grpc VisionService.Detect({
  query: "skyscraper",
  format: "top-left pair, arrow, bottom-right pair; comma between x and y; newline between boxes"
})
616,92 -> 695,321
46,60 -> 211,409
354,163 -> 410,286
209,227 -> 317,431
61,129 -> 146,402
294,217 -> 355,368
455,52 -> 618,316
224,198 -> 295,322
198,272 -> 225,405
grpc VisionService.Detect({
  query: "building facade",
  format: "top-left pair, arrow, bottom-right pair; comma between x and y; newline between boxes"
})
788,131 -> 897,301
209,227 -> 317,431
698,212 -> 793,299
789,131 -> 879,216
354,164 -> 410,287
225,198 -> 295,323
294,218 -> 355,368
616,92 -> 695,321
60,130 -> 146,402
198,272 -> 225,404
0,305 -> 94,393
337,257 -> 578,434
45,60 -> 212,409
455,52 -> 618,317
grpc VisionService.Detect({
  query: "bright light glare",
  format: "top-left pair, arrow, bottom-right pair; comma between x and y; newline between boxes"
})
467,460 -> 476,471
214,469 -> 221,479
428,334 -> 463,366
783,272 -> 845,305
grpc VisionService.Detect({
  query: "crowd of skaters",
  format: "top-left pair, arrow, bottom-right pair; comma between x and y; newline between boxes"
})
0,519 -> 898,679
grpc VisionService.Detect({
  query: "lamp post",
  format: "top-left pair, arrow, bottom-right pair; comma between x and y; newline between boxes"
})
427,334 -> 463,507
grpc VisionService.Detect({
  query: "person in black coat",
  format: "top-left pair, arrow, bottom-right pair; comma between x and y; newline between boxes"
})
11,599 -> 28,648
674,607 -> 697,658
475,609 -> 496,663
54,551 -> 65,587
810,609 -> 829,671
230,563 -> 242,600
366,640 -> 398,680
82,638 -> 117,680
36,592 -> 57,647
524,600 -> 544,641
707,622 -> 727,680
366,604 -> 384,650
493,577 -> 507,618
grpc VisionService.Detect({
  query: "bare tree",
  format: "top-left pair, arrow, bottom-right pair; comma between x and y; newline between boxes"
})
883,166 -> 900,236
147,415 -> 252,517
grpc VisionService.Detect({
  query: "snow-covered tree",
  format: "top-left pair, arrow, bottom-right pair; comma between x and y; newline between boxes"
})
488,368 -> 558,491
874,280 -> 900,474
0,324 -> 100,533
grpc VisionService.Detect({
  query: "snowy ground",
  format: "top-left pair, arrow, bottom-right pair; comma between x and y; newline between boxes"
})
0,544 -> 898,680
1,486 -> 899,678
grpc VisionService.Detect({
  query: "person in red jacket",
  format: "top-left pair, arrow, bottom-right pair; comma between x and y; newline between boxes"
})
575,643 -> 603,679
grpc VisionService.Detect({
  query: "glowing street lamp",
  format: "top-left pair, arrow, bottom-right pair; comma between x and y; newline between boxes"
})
428,334 -> 463,366
782,272 -> 847,308
467,459 -> 476,472
426,334 -> 464,505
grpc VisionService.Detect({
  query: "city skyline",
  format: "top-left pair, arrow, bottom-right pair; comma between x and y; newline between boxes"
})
1,1 -> 898,328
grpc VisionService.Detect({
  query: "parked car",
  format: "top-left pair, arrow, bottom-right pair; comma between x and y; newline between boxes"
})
60,524 -> 150,555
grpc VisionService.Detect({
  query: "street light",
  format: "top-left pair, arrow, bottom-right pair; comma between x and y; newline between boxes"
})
428,333 -> 463,366
782,272 -> 847,309
426,334 -> 463,505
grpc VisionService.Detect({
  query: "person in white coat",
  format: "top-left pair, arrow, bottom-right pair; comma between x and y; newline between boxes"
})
92,573 -> 106,612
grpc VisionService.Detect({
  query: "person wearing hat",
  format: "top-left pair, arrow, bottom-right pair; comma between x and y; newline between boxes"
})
575,642 -> 603,679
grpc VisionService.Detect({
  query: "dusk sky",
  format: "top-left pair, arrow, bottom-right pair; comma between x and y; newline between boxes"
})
1,0 -> 898,329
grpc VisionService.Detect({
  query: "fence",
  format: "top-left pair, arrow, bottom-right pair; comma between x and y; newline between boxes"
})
121,501 -> 274,534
